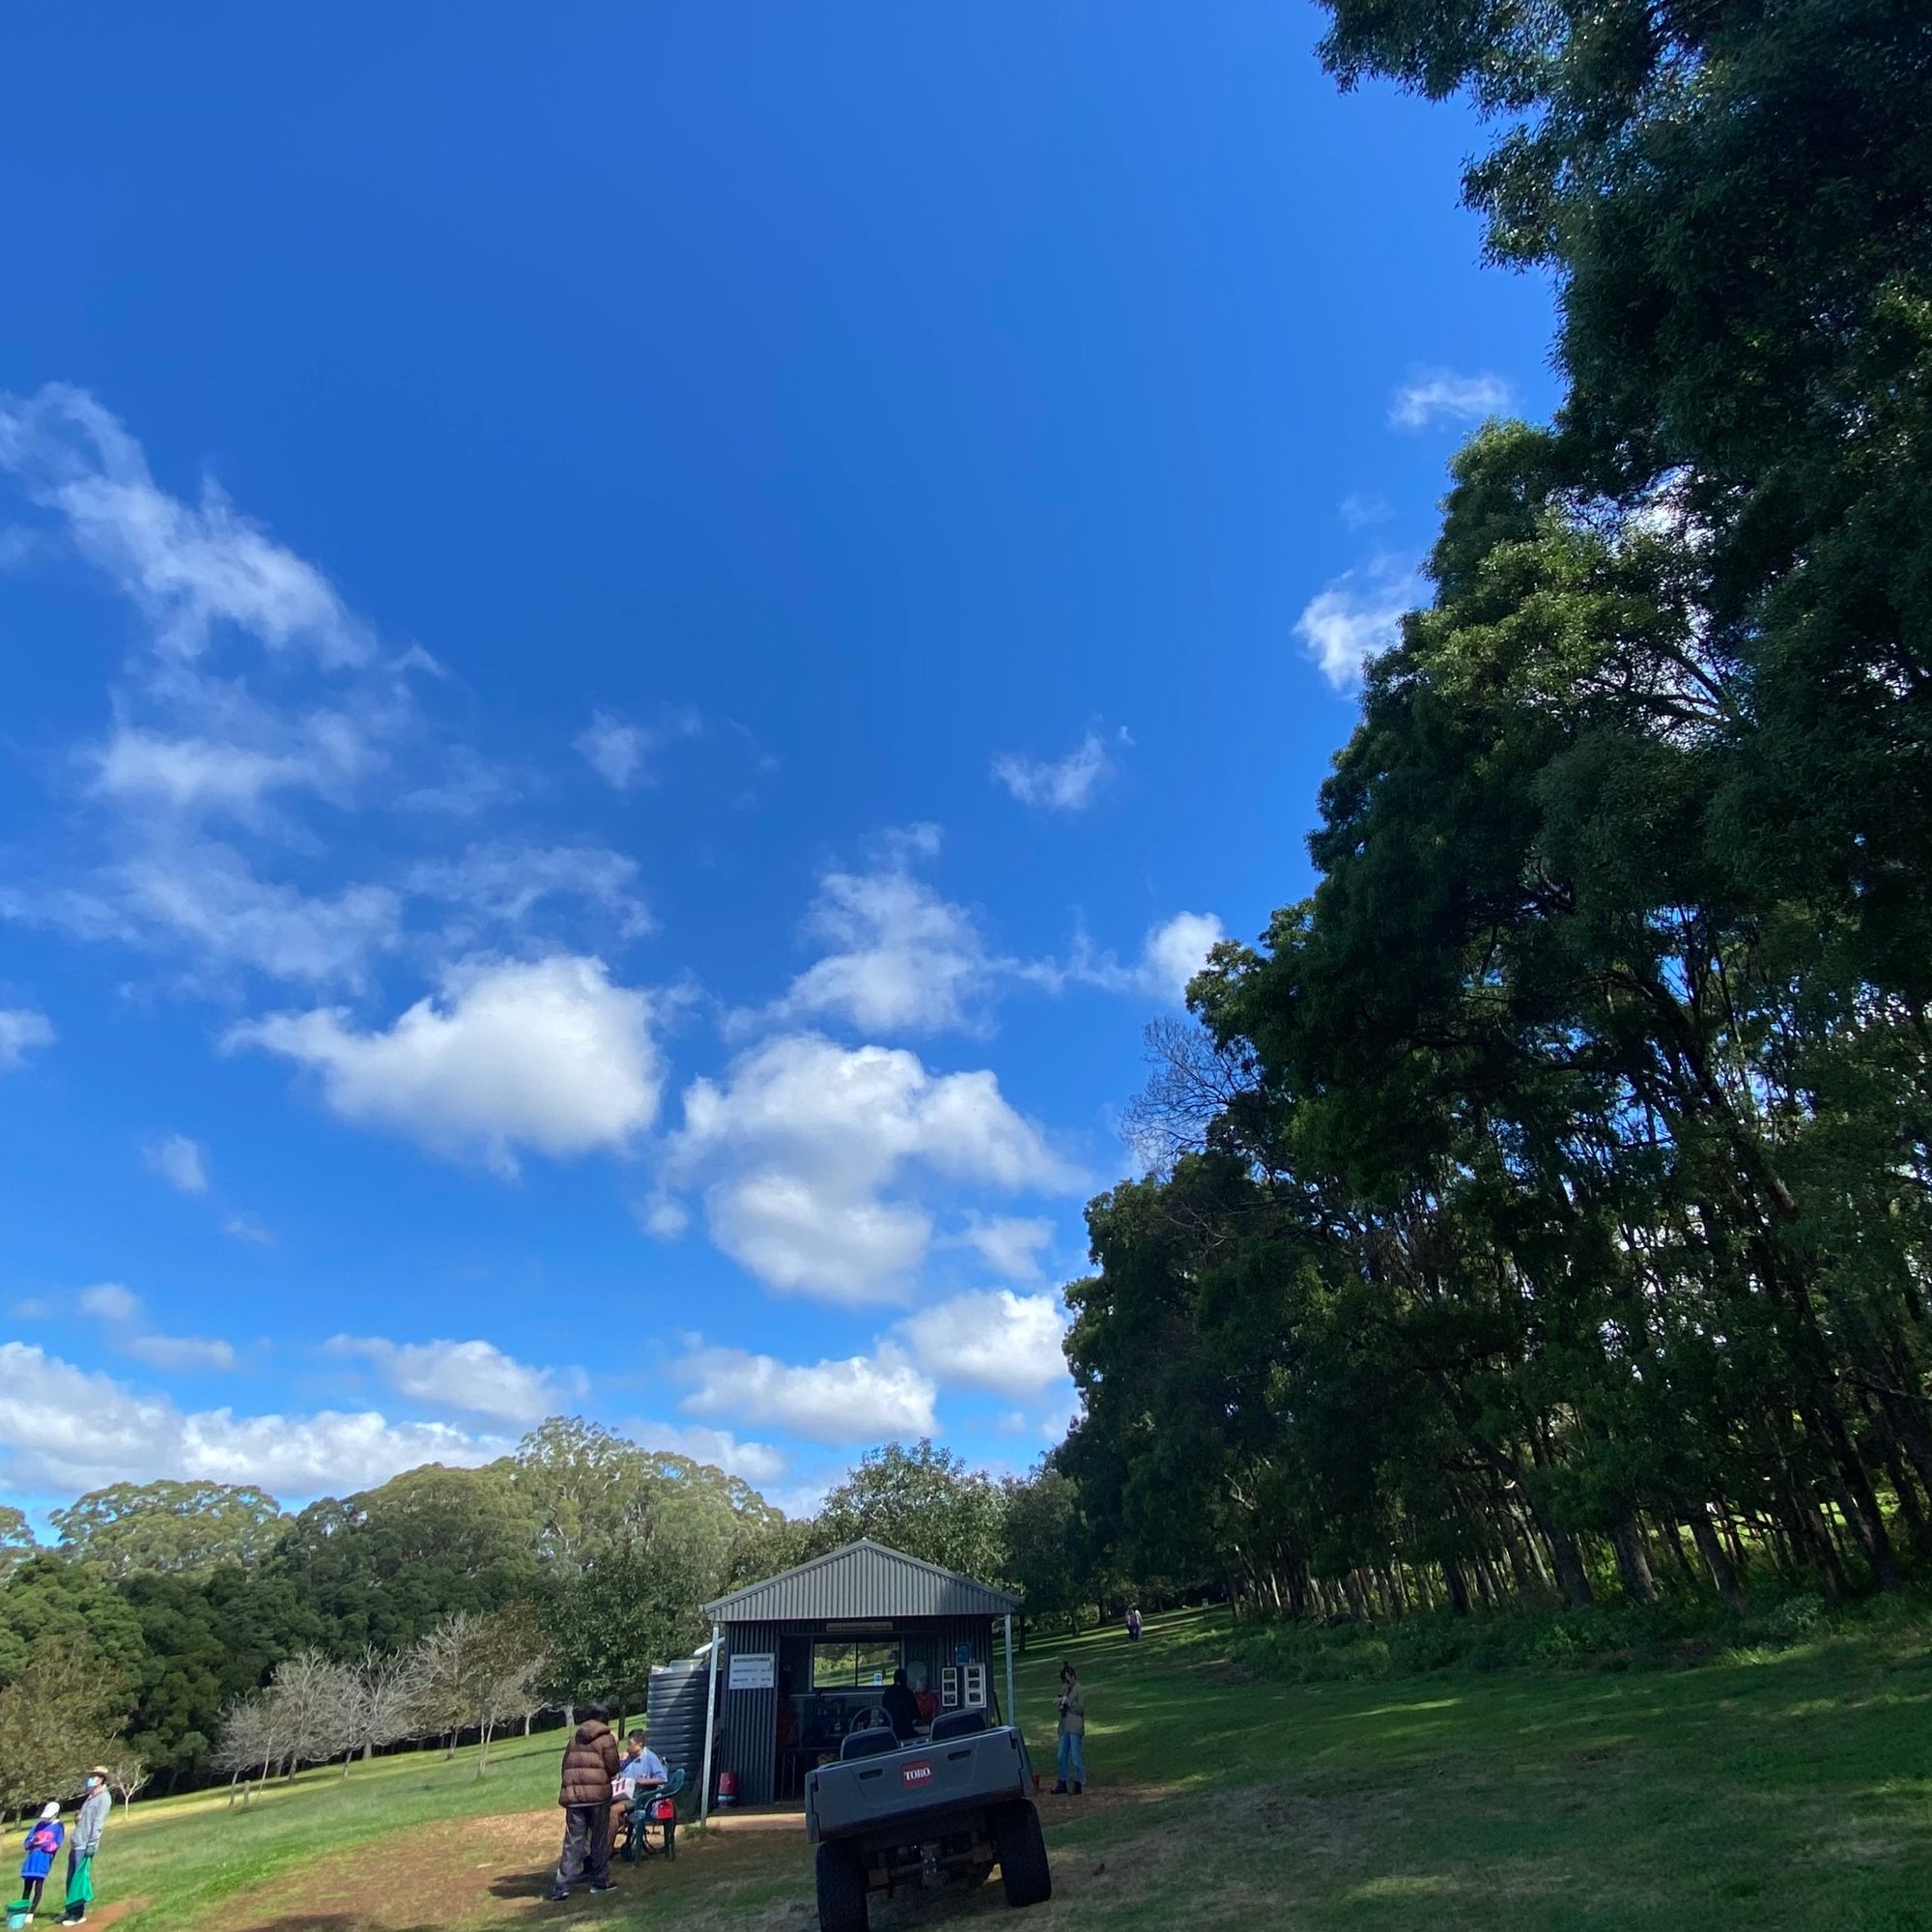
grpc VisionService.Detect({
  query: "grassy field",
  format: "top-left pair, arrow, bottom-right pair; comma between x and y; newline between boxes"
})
56,1605 -> 1932,1931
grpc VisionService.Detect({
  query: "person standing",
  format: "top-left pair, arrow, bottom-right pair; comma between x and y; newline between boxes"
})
881,1668 -> 922,1742
19,1802 -> 64,1916
59,1770 -> 110,1925
1052,1663 -> 1086,1796
546,1703 -> 621,1903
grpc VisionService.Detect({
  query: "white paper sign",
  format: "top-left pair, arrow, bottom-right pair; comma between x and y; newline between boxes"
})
728,1651 -> 776,1691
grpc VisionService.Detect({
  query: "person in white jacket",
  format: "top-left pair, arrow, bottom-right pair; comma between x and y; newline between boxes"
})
60,1769 -> 111,1925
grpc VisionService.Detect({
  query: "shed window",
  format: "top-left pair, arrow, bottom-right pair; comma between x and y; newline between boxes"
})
810,1638 -> 901,1690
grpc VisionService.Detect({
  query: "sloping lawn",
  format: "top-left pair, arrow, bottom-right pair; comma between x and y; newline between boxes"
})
90,1607 -> 1932,1930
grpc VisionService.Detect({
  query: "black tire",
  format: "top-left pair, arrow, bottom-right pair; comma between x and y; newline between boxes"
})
816,1839 -> 869,1932
994,1801 -> 1052,1909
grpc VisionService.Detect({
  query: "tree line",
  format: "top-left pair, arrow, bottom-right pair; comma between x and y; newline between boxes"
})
0,1432 -> 1081,1813
1048,0 -> 1932,1628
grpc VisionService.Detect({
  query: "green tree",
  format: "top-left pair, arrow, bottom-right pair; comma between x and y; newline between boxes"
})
811,1441 -> 1009,1584
0,1553 -> 147,1689
49,1481 -> 286,1577
0,1634 -> 127,1815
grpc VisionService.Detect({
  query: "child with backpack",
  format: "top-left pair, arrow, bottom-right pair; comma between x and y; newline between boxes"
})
19,1804 -> 64,1917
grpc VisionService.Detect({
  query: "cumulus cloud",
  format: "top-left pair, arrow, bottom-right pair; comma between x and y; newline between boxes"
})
0,1342 -> 506,1494
143,1132 -> 210,1195
668,1033 -> 1076,1303
895,1290 -> 1070,1397
1294,565 -> 1419,691
328,1335 -> 583,1425
0,384 -> 372,665
956,1215 -> 1055,1280
0,1008 -> 54,1070
767,843 -> 991,1036
228,954 -> 662,1176
1028,911 -> 1226,1006
1388,367 -> 1512,431
678,1345 -> 938,1445
990,729 -> 1123,812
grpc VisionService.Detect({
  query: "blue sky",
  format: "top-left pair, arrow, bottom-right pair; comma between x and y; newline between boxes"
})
0,5 -> 1552,1521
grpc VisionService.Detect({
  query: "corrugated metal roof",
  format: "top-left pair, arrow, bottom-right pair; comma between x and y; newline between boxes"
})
703,1539 -> 1021,1622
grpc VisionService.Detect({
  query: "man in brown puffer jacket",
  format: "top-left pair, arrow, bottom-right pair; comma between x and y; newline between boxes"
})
547,1702 -> 623,1901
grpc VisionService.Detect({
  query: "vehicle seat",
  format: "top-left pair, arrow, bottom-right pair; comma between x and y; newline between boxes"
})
929,1708 -> 990,1743
840,1727 -> 901,1762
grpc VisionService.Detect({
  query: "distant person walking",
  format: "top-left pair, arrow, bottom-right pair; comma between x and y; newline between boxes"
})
1051,1663 -> 1086,1796
58,1770 -> 110,1925
546,1703 -> 621,1903
19,1802 -> 63,1916
1126,1607 -> 1143,1642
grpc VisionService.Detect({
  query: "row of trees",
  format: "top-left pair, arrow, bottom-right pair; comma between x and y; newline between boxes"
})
213,1609 -> 546,1803
0,1433 -> 1087,1809
1045,0 -> 1932,1625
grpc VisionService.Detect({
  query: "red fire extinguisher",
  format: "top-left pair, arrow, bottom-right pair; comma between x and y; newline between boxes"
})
717,1769 -> 739,1808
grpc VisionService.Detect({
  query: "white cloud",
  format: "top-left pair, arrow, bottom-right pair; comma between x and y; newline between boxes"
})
1388,367 -> 1512,431
769,853 -> 990,1036
408,841 -> 653,946
990,730 -> 1122,812
668,1033 -> 1076,1303
1294,566 -> 1419,691
895,1290 -> 1069,1397
3,840 -> 405,989
575,707 -> 700,791
0,1342 -> 507,1495
91,730 -> 311,814
122,1332 -> 240,1373
328,1335 -> 583,1425
228,954 -> 662,1177
64,1282 -> 237,1374
223,1213 -> 275,1246
678,1345 -> 938,1445
624,1420 -> 789,1486
79,1283 -> 144,1323
143,1132 -> 210,1195
1340,493 -> 1394,530
0,1008 -> 54,1070
0,384 -> 371,665
576,711 -> 647,789
1027,912 -> 1226,1005
956,1215 -> 1054,1281
638,1194 -> 692,1239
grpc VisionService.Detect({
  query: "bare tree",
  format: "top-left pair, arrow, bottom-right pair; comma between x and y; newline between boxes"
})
106,1757 -> 150,1809
266,1649 -> 355,1780
338,1646 -> 422,1776
213,1694 -> 275,1807
413,1606 -> 549,1777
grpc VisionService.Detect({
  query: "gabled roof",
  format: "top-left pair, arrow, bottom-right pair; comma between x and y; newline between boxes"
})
703,1538 -> 1021,1622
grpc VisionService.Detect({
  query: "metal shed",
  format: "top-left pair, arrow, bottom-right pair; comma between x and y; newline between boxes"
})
697,1540 -> 1023,1817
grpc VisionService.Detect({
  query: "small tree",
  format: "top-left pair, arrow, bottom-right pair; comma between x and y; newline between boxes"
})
338,1646 -> 422,1776
265,1649 -> 355,1780
213,1695 -> 274,1807
0,1635 -> 124,1817
413,1606 -> 548,1777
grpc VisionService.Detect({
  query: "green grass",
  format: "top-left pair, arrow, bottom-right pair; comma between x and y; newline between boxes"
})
73,1605 -> 1932,1930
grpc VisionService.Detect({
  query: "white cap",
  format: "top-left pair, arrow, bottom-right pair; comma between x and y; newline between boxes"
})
40,1803 -> 59,1820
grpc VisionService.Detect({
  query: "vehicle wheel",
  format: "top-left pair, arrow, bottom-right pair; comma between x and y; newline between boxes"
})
994,1801 -> 1052,1909
815,1840 -> 869,1932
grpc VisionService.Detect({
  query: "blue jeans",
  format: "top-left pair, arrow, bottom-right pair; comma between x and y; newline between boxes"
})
1056,1729 -> 1085,1786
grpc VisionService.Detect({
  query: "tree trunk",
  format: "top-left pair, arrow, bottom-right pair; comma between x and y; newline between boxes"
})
1442,1561 -> 1470,1616
1610,1516 -> 1658,1605
1690,1511 -> 1745,1611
